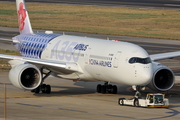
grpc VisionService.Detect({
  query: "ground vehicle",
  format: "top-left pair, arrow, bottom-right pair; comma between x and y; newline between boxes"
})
118,93 -> 169,108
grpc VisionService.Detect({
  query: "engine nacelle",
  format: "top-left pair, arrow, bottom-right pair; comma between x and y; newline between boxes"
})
9,64 -> 42,90
147,62 -> 175,92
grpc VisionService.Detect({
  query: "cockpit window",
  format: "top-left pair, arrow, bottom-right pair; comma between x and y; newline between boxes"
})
129,57 -> 151,64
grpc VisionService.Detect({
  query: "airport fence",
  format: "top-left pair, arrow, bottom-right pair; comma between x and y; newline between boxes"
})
0,83 -> 6,120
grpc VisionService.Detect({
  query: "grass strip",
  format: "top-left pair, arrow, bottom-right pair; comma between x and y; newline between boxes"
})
0,3 -> 180,40
0,49 -> 20,71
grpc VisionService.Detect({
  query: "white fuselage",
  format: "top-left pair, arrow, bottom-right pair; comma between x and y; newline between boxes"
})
38,34 -> 153,86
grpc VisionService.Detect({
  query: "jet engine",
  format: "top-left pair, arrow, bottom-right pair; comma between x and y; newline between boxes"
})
148,62 -> 174,92
9,64 -> 42,90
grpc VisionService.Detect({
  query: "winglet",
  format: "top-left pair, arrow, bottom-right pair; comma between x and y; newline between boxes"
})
16,0 -> 33,34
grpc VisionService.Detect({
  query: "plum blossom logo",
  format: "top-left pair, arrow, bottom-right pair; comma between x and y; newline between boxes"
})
18,2 -> 26,31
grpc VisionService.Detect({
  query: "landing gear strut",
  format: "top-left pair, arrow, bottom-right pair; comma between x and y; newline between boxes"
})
132,85 -> 145,98
31,70 -> 52,94
97,82 -> 117,94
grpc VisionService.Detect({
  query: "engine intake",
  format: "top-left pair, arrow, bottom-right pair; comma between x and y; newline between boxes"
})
148,65 -> 174,92
9,64 -> 42,90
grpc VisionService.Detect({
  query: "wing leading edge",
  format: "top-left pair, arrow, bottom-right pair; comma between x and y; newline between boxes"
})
0,54 -> 83,74
0,38 -> 13,42
150,51 -> 180,61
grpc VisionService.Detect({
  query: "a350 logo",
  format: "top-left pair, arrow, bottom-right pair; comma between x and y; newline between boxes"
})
50,40 -> 89,62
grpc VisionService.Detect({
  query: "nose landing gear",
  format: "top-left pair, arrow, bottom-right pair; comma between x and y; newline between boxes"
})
132,85 -> 145,98
97,82 -> 117,94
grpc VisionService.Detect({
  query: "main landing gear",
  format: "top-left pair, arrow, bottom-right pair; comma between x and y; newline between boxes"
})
32,84 -> 51,94
97,82 -> 117,94
31,71 -> 52,94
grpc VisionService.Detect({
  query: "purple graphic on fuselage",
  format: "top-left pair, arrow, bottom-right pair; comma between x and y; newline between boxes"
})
13,33 -> 61,58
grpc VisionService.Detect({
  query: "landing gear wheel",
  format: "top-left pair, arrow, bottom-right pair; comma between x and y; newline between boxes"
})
42,84 -> 51,94
96,83 -> 118,94
101,85 -> 107,94
33,84 -> 51,94
34,86 -> 40,93
112,85 -> 117,94
46,85 -> 51,94
42,84 -> 47,93
97,84 -> 102,93
134,99 -> 139,107
107,84 -> 112,93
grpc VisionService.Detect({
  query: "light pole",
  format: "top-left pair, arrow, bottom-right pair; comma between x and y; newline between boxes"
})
0,83 -> 6,120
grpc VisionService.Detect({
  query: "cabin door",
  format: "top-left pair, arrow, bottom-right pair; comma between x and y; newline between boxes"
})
113,51 -> 121,68
85,48 -> 91,64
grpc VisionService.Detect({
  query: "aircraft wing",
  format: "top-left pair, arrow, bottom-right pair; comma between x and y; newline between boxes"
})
150,51 -> 180,61
0,54 -> 82,74
0,38 -> 20,44
0,38 -> 13,42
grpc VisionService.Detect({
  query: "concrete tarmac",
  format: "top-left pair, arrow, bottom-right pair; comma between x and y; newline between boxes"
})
0,72 -> 180,120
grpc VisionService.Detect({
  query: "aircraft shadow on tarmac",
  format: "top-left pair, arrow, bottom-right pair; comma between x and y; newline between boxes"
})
32,80 -> 131,97
32,81 -> 180,98
33,85 -> 96,97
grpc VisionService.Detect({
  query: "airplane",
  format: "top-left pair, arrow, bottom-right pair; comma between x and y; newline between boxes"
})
1,0 -> 180,94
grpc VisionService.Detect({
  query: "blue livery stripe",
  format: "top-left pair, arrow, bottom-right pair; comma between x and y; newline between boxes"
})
14,33 -> 61,58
